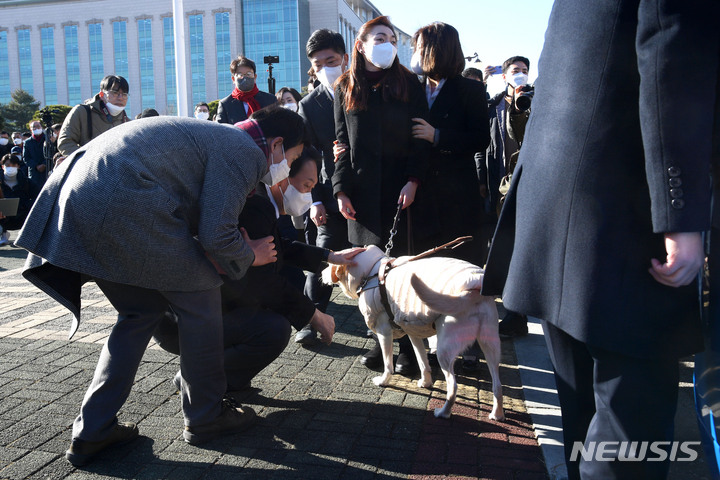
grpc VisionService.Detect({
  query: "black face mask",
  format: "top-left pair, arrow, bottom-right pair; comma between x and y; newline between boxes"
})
235,76 -> 255,92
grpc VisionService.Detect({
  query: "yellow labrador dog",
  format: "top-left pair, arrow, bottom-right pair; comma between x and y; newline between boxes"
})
323,245 -> 504,420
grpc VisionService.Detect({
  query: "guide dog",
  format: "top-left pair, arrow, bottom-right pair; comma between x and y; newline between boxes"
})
323,245 -> 504,420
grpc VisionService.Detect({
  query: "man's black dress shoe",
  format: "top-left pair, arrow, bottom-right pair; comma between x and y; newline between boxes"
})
395,351 -> 418,376
360,344 -> 383,369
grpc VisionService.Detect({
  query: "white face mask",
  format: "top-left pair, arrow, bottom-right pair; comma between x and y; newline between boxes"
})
365,42 -> 397,70
0,138 -> 8,146
281,102 -> 297,111
316,65 -> 344,90
281,183 -> 313,216
4,166 -> 17,177
508,72 -> 529,88
261,145 -> 291,186
32,128 -> 43,136
104,100 -> 125,116
195,111 -> 210,121
410,51 -> 424,75
13,138 -> 22,145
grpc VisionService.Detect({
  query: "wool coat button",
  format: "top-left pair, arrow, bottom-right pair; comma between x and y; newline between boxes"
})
670,188 -> 684,198
669,177 -> 682,187
671,198 -> 685,209
667,166 -> 681,177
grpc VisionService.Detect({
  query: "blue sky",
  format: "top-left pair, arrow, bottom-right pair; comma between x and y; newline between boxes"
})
370,0 -> 555,90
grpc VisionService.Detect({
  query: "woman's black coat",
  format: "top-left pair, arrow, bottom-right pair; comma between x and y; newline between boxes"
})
332,69 -> 431,253
417,75 -> 490,264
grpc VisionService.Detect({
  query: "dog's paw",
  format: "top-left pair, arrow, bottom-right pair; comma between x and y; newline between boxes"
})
433,406 -> 452,419
417,376 -> 432,389
489,409 -> 505,422
372,375 -> 390,387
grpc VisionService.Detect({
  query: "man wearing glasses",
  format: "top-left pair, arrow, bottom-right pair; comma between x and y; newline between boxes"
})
216,56 -> 277,125
58,75 -> 130,157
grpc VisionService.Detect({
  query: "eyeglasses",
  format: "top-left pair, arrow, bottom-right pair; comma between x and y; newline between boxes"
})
105,90 -> 129,99
235,72 -> 256,79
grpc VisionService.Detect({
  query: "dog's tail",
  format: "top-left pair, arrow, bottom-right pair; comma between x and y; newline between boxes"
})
410,273 -> 483,316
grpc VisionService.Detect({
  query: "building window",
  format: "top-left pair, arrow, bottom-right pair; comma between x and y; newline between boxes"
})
41,27 -> 57,105
113,21 -> 128,80
138,19 -> 154,110
88,23 -> 104,91
65,25 -> 81,105
215,12 -> 232,96
163,17 -> 176,115
17,28 -> 33,95
0,31 -> 10,103
242,0 -> 303,92
188,14 -> 205,105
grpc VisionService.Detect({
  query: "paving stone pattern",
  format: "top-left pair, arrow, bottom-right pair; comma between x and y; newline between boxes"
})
0,267 -> 547,479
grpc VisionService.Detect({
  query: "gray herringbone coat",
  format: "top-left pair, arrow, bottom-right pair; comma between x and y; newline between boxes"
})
17,116 -> 266,310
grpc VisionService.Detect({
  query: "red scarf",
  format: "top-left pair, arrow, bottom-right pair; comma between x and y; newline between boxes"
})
231,84 -> 261,115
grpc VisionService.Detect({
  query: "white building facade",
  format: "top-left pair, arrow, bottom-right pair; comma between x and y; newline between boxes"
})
0,0 -> 413,115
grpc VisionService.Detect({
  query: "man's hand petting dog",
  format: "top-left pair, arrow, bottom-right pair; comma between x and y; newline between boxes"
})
327,247 -> 365,266
241,227 -> 277,266
309,309 -> 335,345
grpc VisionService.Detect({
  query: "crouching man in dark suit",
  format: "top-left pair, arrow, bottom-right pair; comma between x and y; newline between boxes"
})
153,147 -> 363,392
16,106 -> 307,465
482,0 -> 718,478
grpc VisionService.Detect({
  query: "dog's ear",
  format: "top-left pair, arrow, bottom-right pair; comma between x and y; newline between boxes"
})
321,265 -> 347,285
332,265 -> 347,284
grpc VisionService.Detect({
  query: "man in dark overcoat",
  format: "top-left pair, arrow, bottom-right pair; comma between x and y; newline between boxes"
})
483,0 -> 719,478
15,110 -> 306,465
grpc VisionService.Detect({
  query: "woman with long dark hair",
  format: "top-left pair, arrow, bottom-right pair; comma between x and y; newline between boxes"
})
332,15 -> 431,374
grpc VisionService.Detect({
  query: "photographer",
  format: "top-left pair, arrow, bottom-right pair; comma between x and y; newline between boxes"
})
216,56 -> 277,125
478,55 -> 532,337
23,120 -> 48,200
39,106 -> 61,175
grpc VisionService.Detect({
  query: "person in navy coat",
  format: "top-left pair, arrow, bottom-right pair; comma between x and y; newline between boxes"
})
483,0 -> 719,478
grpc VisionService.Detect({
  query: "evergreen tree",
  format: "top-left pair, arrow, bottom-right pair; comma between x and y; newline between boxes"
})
0,89 -> 40,131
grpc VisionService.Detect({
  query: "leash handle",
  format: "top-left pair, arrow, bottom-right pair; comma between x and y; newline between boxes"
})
408,236 -> 474,262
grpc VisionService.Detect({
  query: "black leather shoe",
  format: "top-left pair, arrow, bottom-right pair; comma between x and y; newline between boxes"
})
498,312 -> 529,338
395,352 -> 418,376
360,344 -> 383,369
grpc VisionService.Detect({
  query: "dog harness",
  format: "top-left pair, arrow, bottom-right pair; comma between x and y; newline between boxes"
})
356,236 -> 475,327
356,258 -> 399,326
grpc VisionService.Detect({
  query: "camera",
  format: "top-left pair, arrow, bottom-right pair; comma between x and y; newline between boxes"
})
39,107 -> 60,128
514,85 -> 534,112
263,55 -> 279,64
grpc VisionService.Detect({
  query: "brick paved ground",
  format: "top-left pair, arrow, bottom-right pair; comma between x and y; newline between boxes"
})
0,265 -> 547,479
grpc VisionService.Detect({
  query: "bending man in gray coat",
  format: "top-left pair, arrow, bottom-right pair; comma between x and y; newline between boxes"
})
15,106 -> 309,466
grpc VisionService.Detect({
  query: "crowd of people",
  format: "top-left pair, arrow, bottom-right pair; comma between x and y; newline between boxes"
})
5,3 -> 719,479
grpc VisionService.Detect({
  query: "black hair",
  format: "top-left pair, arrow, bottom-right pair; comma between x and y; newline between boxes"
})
289,145 -> 321,178
140,108 -> 159,118
250,104 -> 306,150
276,87 -> 302,104
502,56 -> 530,74
195,102 -> 209,110
306,29 -> 346,58
230,56 -> 256,74
0,131 -> 8,136
22,132 -> 30,138
2,153 -> 19,166
412,22 -> 465,79
100,74 -> 130,94
462,68 -> 483,80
